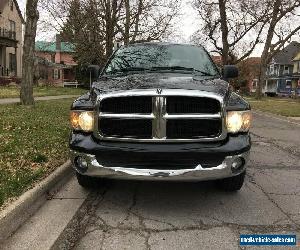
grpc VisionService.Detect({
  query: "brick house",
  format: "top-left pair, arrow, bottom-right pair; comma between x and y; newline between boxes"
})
0,0 -> 24,84
35,35 -> 77,85
237,57 -> 261,93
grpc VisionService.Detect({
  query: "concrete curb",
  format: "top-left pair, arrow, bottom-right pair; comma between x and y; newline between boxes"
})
0,161 -> 73,243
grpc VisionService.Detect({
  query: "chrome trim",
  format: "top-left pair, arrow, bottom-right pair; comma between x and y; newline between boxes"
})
70,150 -> 249,181
152,96 -> 167,139
165,114 -> 221,119
94,89 -> 227,142
99,113 -> 154,119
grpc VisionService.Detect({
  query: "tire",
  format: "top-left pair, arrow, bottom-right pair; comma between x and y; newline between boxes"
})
76,172 -> 102,189
216,171 -> 246,191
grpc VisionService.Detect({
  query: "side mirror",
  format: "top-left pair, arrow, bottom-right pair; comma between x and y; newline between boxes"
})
223,65 -> 239,79
87,65 -> 100,79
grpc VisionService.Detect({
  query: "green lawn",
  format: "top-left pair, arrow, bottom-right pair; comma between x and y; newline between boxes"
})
246,97 -> 300,117
0,86 -> 87,99
0,99 -> 74,208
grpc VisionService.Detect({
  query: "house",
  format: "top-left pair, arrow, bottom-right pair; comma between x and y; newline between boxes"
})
35,35 -> 77,85
292,51 -> 300,96
0,0 -> 24,84
237,57 -> 261,93
264,41 -> 300,96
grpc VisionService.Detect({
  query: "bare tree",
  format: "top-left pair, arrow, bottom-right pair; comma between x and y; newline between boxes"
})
20,0 -> 39,105
256,0 -> 300,98
40,0 -> 180,64
193,0 -> 267,65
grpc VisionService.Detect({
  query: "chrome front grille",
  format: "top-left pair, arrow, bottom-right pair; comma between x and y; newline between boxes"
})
95,89 -> 226,142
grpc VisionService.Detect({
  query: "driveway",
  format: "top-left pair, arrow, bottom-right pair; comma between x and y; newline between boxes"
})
3,111 -> 300,249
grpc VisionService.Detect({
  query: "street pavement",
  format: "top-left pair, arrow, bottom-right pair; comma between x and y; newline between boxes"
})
61,111 -> 300,249
3,111 -> 300,250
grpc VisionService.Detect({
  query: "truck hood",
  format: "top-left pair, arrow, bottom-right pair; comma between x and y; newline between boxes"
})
92,73 -> 230,97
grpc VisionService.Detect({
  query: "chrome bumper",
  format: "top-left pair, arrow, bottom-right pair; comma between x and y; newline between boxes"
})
70,150 -> 249,181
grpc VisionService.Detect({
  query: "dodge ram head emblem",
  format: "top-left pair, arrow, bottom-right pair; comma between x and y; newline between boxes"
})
156,88 -> 162,94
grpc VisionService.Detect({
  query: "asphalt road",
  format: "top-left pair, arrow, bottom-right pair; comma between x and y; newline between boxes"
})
53,111 -> 299,250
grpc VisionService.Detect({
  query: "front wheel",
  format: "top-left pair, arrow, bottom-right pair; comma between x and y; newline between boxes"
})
76,172 -> 102,188
216,171 -> 246,191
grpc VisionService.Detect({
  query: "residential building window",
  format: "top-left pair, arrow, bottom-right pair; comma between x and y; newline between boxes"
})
53,69 -> 60,80
9,20 -> 16,32
269,64 -> 274,75
51,54 -> 55,63
252,79 -> 258,89
275,65 -> 279,75
9,20 -> 16,39
284,66 -> 289,74
286,80 -> 292,88
9,53 -> 16,74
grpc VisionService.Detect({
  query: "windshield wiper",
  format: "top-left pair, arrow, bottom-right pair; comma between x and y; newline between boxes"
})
150,66 -> 216,76
106,67 -> 148,75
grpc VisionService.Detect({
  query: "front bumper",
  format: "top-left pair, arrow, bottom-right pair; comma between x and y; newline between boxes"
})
69,133 -> 251,181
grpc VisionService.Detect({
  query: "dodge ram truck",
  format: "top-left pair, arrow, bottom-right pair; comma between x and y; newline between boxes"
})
69,42 -> 251,191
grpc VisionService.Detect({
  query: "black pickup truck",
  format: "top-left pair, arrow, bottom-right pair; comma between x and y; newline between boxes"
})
69,42 -> 251,191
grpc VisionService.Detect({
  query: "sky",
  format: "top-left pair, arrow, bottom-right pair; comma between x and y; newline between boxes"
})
18,0 -> 200,42
17,0 -> 299,57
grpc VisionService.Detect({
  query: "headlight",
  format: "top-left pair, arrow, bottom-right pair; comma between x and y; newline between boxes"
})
70,111 -> 94,132
226,111 -> 252,133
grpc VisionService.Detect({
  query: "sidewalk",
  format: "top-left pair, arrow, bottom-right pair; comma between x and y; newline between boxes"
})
0,95 -> 79,105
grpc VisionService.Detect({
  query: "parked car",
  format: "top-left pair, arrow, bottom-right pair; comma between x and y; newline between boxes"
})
69,43 -> 251,191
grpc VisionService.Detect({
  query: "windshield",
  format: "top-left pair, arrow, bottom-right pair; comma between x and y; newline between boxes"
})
104,43 -> 220,77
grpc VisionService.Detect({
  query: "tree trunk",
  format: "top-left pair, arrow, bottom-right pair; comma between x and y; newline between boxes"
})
256,60 -> 267,99
218,0 -> 229,65
105,0 -> 113,59
131,0 -> 143,43
20,0 -> 39,105
124,0 -> 130,45
255,0 -> 280,99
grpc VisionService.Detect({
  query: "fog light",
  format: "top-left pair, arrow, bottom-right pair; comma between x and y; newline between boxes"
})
75,156 -> 88,173
231,157 -> 244,171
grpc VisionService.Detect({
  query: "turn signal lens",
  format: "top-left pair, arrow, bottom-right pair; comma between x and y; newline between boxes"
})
241,111 -> 252,131
70,111 -> 94,132
226,111 -> 251,133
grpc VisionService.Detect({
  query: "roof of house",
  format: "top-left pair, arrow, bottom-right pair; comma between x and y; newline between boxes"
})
0,0 -> 25,24
35,41 -> 75,53
242,57 -> 261,64
272,41 -> 300,65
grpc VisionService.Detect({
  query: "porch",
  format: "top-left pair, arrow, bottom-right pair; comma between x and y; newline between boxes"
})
0,27 -> 18,79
